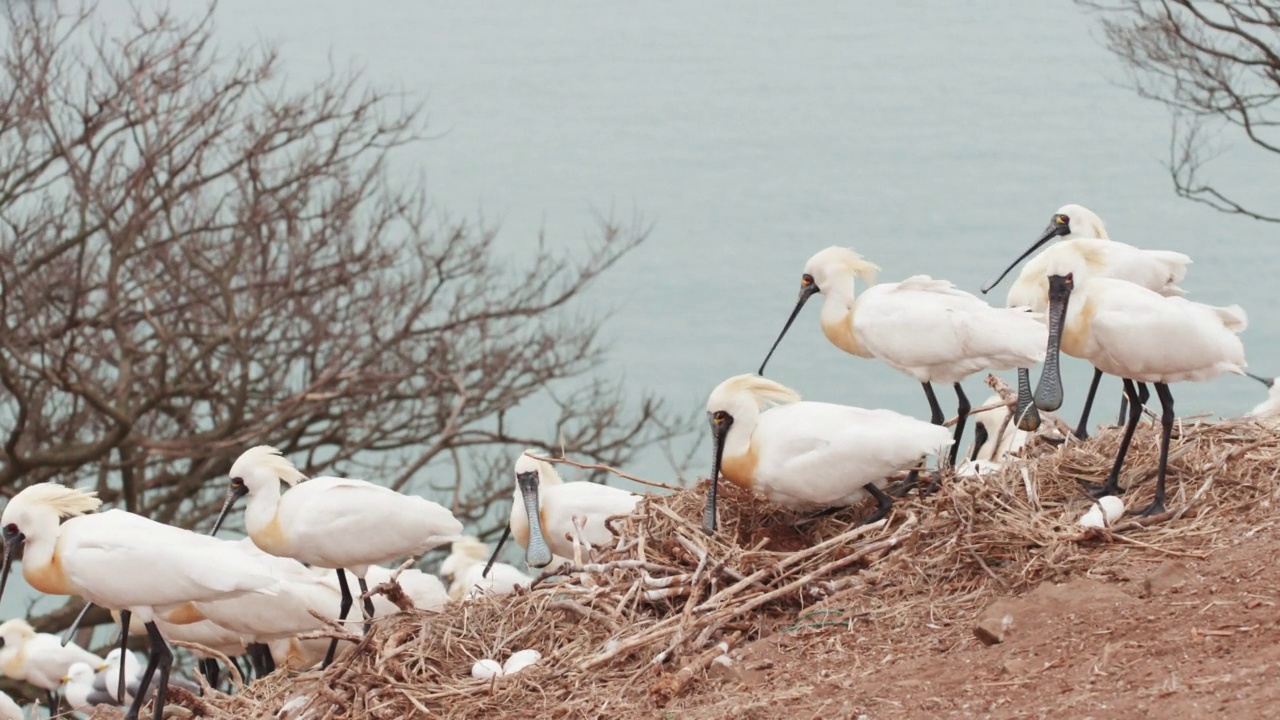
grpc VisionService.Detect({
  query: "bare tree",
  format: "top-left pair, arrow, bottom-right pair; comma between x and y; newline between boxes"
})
1078,0 -> 1280,220
0,0 -> 691,632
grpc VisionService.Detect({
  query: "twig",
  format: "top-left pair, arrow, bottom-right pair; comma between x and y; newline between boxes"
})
525,452 -> 680,490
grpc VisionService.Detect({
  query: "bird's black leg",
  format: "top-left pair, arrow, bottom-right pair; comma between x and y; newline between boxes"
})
1075,367 -> 1104,440
1136,383 -> 1175,517
235,655 -> 254,683
199,658 -> 219,690
117,609 -> 131,703
357,576 -> 375,634
921,382 -> 945,426
122,621 -> 162,720
45,690 -> 58,715
969,422 -> 989,463
247,642 -> 275,678
145,621 -> 174,720
1087,378 -> 1143,498
888,469 -> 919,497
323,569 -> 354,669
948,382 -> 971,469
860,484 -> 894,526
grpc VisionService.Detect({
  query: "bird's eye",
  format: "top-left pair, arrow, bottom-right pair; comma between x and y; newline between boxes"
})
801,274 -> 814,287
1065,273 -> 1074,286
230,477 -> 244,489
713,411 -> 727,422
3,524 -> 17,537
1056,214 -> 1070,225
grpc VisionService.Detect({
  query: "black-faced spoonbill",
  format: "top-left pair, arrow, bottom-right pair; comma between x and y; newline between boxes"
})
981,204 -> 1192,438
701,374 -> 954,534
486,450 -> 642,572
967,394 -> 1032,464
0,618 -> 101,714
0,483 -> 282,720
211,445 -> 465,668
1244,372 -> 1279,419
1032,243 -> 1247,515
757,247 -> 1046,470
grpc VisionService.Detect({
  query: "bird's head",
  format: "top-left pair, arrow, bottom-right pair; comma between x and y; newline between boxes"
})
0,484 -> 100,607
211,445 -> 308,537
0,618 -> 36,651
512,450 -> 560,570
758,247 -> 880,375
702,374 -> 801,534
981,203 -> 1107,294
62,662 -> 95,686
439,536 -> 489,579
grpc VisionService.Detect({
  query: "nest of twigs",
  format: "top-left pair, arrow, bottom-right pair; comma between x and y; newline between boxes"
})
99,408 -> 1280,720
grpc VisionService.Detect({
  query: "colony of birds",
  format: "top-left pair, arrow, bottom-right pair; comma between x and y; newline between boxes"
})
1,204 -> 1278,720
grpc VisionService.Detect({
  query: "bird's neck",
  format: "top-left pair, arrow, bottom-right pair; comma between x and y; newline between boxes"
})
20,516 -> 71,595
719,406 -> 760,489
819,289 -> 873,359
244,481 -> 283,537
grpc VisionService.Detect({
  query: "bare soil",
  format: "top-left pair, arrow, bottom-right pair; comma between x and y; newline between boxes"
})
655,514 -> 1280,720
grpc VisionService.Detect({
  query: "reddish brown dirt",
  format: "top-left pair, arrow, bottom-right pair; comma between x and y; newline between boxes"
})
651,519 -> 1280,720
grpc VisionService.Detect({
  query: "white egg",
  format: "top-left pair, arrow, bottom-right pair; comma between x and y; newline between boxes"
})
1079,495 -> 1126,529
502,648 -> 542,675
471,658 -> 504,680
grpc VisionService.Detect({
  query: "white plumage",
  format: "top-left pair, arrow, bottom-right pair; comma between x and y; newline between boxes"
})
968,394 -> 1031,463
702,374 -> 953,532
440,537 -> 533,601
984,204 -> 1193,437
213,445 -> 464,668
507,451 -> 641,569
759,246 -> 1046,468
1032,242 -> 1247,515
0,618 -> 101,693
1245,373 -> 1279,419
0,690 -> 23,720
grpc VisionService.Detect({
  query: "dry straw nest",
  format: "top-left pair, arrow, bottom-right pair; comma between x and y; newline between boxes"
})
97,402 -> 1280,720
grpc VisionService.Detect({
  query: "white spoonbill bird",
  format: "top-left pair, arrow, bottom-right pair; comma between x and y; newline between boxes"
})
1244,372 -> 1280,419
0,617 -> 101,710
702,374 -> 953,534
757,247 -> 1046,469
0,690 -> 23,720
211,445 -> 465,668
981,204 -> 1192,438
0,483 -> 282,720
62,661 -> 117,712
1031,242 -> 1247,515
440,537 -> 533,601
487,450 -> 641,571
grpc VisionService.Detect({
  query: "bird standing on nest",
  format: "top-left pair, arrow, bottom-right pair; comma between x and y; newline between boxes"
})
981,204 -> 1193,438
701,374 -> 953,534
211,445 -> 465,669
1030,242 -> 1247,515
758,246 -> 1046,471
486,450 -> 642,573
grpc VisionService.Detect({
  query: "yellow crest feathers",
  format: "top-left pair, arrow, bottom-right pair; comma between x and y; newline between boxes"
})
234,445 -> 308,486
12,483 -> 102,519
809,246 -> 881,286
713,373 -> 802,409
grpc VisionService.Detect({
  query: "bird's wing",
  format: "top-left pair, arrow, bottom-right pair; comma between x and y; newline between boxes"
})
60,511 -> 280,609
83,687 -> 119,706
278,480 -> 463,565
541,483 -> 641,549
1088,285 -> 1246,380
858,279 -> 1046,374
754,403 -> 953,506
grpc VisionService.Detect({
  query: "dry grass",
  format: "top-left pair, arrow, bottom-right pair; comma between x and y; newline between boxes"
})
94,406 -> 1280,720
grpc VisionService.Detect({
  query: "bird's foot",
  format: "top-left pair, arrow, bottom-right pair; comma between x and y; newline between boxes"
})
917,471 -> 943,496
1134,499 -> 1167,517
1082,481 -> 1121,500
887,475 -> 919,498
1041,435 -> 1068,447
1073,429 -> 1089,441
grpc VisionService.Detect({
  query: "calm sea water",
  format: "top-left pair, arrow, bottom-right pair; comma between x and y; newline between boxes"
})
3,2 -> 1277,629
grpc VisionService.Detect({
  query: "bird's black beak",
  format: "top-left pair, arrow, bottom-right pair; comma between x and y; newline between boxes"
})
517,470 -> 553,568
703,412 -> 734,534
0,528 -> 24,607
210,482 -> 249,536
980,221 -> 1071,294
1245,372 -> 1275,389
1033,274 -> 1073,411
758,282 -> 819,375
